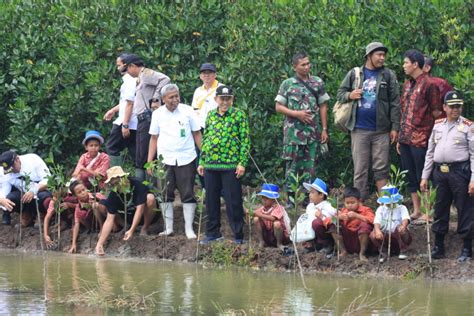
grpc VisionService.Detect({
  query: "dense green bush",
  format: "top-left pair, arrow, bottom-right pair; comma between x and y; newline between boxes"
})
0,1 -> 472,188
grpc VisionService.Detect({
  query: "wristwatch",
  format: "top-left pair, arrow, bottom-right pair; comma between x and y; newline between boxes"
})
122,124 -> 129,129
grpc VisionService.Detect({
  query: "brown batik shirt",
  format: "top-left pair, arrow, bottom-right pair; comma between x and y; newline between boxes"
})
399,73 -> 442,147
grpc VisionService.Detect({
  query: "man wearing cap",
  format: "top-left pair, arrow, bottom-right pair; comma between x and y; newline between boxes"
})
336,42 -> 400,201
423,55 -> 453,118
103,53 -> 138,167
147,83 -> 202,239
197,85 -> 250,244
191,63 -> 223,129
398,49 -> 442,221
0,150 -> 52,226
275,52 -> 330,204
122,53 -> 170,181
94,166 -> 157,256
420,91 -> 474,262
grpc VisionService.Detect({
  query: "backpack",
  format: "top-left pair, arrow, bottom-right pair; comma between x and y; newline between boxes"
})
333,67 -> 361,133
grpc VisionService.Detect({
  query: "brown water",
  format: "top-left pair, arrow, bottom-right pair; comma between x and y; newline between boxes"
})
0,250 -> 473,315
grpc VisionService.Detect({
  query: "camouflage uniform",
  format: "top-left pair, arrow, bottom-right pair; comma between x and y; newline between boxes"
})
275,76 -> 330,190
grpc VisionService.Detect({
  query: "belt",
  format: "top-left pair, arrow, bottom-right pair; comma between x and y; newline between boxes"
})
137,110 -> 151,122
434,161 -> 469,173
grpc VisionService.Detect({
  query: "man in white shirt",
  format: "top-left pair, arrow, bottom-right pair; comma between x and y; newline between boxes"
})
103,53 -> 138,167
191,63 -> 223,128
0,151 -> 52,226
147,84 -> 202,239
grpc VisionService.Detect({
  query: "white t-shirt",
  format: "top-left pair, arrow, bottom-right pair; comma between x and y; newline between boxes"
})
113,73 -> 138,130
149,104 -> 200,166
191,81 -> 223,128
0,154 -> 50,197
374,204 -> 410,233
305,200 -> 336,220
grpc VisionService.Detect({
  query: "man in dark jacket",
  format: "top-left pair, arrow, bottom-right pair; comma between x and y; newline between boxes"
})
336,42 -> 400,200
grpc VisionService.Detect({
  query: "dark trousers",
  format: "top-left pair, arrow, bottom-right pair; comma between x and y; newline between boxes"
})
165,160 -> 196,203
7,188 -> 52,215
399,143 -> 427,193
136,118 -> 151,169
106,124 -> 137,162
204,169 -> 244,239
432,163 -> 474,239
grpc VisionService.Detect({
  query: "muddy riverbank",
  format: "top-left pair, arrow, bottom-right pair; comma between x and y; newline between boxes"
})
0,202 -> 471,282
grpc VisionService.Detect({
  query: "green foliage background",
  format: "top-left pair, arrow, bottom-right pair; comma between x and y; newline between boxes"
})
0,0 -> 472,188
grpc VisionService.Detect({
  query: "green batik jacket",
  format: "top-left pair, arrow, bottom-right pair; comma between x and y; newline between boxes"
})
199,107 -> 250,170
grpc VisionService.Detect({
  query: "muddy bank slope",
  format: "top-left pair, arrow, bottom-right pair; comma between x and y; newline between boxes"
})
0,203 -> 471,282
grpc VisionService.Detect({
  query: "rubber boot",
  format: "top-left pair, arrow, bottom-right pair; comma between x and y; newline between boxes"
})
182,203 -> 197,239
135,168 -> 145,182
159,202 -> 174,236
109,155 -> 122,167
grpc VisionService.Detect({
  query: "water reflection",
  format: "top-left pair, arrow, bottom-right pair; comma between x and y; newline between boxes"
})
0,251 -> 474,315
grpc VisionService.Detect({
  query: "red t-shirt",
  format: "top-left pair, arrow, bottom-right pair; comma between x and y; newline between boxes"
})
340,205 -> 374,232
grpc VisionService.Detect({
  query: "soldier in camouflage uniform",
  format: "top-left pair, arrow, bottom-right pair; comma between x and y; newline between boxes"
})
275,52 -> 330,203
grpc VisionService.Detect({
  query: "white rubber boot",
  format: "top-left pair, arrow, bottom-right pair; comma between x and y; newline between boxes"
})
182,203 -> 197,239
159,202 -> 174,236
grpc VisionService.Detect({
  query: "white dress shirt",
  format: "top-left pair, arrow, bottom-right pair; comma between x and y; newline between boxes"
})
149,104 -> 200,166
113,73 -> 138,130
191,81 -> 223,128
0,154 -> 50,197
305,200 -> 337,219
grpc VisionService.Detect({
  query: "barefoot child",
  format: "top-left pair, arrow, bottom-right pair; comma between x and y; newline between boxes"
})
253,183 -> 290,250
94,166 -> 156,256
331,187 -> 374,262
43,130 -> 110,247
68,181 -> 106,253
302,178 -> 336,254
369,185 -> 412,260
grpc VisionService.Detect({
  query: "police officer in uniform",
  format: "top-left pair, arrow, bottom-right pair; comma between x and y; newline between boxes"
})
420,91 -> 474,262
122,54 -> 170,181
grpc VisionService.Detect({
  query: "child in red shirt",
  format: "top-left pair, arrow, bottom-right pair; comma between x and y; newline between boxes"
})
252,183 -> 291,250
68,180 -> 106,253
331,187 -> 374,262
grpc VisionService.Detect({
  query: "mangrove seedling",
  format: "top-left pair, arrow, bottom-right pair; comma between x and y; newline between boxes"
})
46,159 -> 68,250
243,189 -> 257,248
194,188 -> 206,262
418,184 -> 436,267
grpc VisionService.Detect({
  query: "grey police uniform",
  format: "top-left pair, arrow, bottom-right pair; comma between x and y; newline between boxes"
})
421,116 -> 474,239
134,68 -> 170,169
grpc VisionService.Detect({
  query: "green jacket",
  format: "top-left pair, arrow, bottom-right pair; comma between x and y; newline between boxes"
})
199,107 -> 250,170
336,66 -> 400,132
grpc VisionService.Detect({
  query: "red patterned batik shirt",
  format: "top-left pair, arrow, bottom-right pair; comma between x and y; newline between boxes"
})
399,73 -> 441,147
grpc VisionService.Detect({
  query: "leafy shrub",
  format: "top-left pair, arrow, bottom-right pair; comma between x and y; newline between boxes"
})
0,1 -> 472,187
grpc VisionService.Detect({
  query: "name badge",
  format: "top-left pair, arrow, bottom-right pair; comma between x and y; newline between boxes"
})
180,128 -> 185,137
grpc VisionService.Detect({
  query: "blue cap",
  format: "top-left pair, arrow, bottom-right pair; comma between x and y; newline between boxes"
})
82,130 -> 104,145
257,183 -> 280,199
377,185 -> 403,204
303,178 -> 328,196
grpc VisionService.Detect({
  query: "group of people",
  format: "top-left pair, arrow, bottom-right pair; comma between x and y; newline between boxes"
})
0,41 -> 472,262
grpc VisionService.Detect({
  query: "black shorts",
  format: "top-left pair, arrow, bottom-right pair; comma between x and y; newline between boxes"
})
106,124 -> 137,160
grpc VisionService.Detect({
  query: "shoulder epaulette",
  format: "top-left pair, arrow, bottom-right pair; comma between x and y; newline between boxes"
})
435,118 -> 445,124
462,118 -> 472,126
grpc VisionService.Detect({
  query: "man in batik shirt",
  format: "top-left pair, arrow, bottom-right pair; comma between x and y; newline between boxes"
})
398,49 -> 442,221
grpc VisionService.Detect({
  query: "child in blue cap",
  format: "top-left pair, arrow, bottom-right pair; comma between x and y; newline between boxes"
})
252,183 -> 291,250
302,178 -> 336,254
